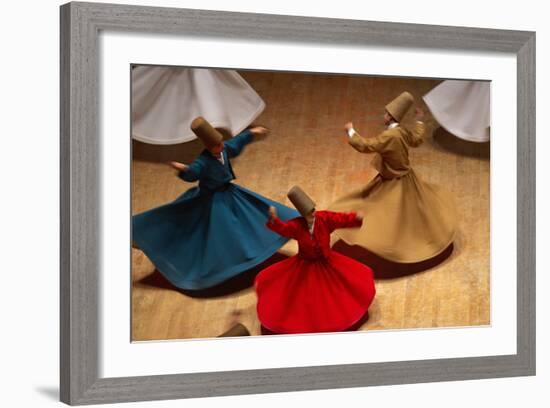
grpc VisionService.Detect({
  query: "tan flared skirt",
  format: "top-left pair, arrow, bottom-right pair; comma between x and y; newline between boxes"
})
329,169 -> 457,263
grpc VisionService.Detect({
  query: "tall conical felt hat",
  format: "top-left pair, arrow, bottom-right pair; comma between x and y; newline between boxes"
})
287,186 -> 316,217
385,91 -> 414,122
218,323 -> 250,337
190,116 -> 224,149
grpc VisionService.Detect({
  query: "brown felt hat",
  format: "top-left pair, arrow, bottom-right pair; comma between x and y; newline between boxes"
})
190,116 -> 224,149
217,323 -> 250,337
287,186 -> 316,217
385,91 -> 414,122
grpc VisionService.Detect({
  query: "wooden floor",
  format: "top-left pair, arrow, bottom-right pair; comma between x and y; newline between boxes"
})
131,71 -> 490,341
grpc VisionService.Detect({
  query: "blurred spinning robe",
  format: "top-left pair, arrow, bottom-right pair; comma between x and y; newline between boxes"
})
330,95 -> 457,263
132,129 -> 298,290
255,211 -> 376,334
423,80 -> 490,143
132,67 -> 266,144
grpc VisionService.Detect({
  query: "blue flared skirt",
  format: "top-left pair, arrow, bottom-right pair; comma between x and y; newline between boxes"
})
132,183 -> 298,290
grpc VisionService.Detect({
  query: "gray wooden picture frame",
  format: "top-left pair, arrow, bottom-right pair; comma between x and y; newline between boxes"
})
60,1 -> 536,405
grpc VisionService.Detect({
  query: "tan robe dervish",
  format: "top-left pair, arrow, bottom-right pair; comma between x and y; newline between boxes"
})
330,122 -> 457,263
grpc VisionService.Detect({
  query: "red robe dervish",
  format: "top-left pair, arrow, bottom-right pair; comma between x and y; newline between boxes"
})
255,210 -> 376,334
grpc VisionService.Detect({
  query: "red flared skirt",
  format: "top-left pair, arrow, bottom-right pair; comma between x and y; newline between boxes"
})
255,252 -> 376,334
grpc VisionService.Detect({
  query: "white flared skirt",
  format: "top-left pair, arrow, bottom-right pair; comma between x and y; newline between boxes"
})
132,66 -> 265,145
423,80 -> 490,143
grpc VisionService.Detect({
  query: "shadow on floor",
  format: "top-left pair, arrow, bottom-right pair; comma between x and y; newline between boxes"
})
132,128 -> 237,164
348,311 -> 371,331
430,126 -> 490,159
138,252 -> 289,298
332,241 -> 454,279
132,138 -> 204,164
260,311 -> 370,335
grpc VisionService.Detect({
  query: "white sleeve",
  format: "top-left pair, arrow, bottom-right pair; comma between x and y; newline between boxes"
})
347,128 -> 356,138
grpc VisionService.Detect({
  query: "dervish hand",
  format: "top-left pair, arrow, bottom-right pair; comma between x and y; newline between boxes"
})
355,212 -> 364,222
344,122 -> 354,133
415,107 -> 425,121
268,206 -> 278,220
170,161 -> 189,171
250,126 -> 270,137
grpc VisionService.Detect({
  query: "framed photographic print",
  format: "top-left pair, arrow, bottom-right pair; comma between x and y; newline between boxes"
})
60,1 -> 535,405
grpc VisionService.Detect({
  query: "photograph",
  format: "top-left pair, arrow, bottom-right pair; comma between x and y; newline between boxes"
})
130,66 -> 490,340
2,0 -> 543,406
